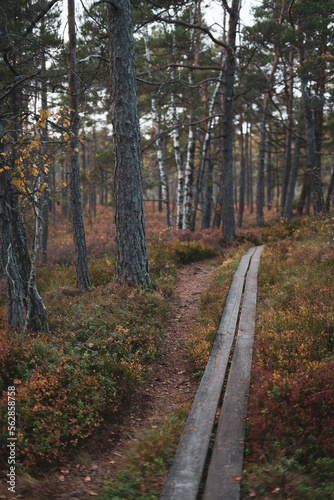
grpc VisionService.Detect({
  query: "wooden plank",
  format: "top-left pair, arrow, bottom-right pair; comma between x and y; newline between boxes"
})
203,245 -> 265,500
161,248 -> 256,500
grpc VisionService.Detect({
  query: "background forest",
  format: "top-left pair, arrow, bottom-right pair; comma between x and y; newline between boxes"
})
0,0 -> 334,498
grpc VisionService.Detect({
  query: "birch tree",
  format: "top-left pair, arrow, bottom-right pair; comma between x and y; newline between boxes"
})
143,26 -> 173,228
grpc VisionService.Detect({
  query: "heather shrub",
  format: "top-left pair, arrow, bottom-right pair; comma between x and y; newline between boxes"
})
243,223 -> 334,497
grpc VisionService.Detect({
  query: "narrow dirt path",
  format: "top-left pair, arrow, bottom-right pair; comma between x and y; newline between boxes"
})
0,257 -> 220,500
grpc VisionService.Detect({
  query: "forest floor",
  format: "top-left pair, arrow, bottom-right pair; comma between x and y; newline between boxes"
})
0,256 -> 221,500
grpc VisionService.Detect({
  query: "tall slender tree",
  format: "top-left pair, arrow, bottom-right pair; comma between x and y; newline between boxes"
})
68,0 -> 91,289
217,0 -> 240,242
106,0 -> 150,286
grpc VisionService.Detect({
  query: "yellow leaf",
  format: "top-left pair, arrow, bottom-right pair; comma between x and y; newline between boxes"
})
64,133 -> 69,141
62,182 -> 67,188
0,152 -> 6,156
74,148 -> 79,152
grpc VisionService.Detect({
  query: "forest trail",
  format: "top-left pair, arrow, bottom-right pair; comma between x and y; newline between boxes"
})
3,257 -> 221,500
162,246 -> 264,500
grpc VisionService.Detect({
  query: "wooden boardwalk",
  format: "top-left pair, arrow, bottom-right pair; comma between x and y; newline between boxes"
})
161,246 -> 265,500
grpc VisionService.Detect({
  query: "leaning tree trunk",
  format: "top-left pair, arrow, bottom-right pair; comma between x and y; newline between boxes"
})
143,27 -> 173,228
107,0 -> 150,286
0,123 -> 48,333
68,0 -> 91,289
218,0 -> 240,242
0,166 -> 25,331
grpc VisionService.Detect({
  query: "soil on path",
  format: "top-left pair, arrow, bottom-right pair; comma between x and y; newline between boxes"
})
0,257 -> 221,500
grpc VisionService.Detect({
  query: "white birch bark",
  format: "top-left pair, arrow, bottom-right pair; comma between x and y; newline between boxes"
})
171,27 -> 184,230
182,0 -> 198,230
143,27 -> 173,227
192,63 -> 224,230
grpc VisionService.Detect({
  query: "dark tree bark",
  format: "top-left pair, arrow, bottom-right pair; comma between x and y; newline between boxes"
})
267,125 -> 273,211
0,170 -> 25,331
280,47 -> 294,216
217,0 -> 240,242
68,0 -> 91,289
237,103 -> 245,228
256,96 -> 269,227
297,48 -> 326,214
325,156 -> 334,212
249,127 -> 254,214
0,121 -> 48,333
284,130 -> 301,222
40,20 -> 49,265
107,0 -> 150,286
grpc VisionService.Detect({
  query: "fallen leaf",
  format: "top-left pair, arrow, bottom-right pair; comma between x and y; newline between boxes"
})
58,475 -> 65,482
84,476 -> 91,482
88,491 -> 98,496
235,476 -> 242,481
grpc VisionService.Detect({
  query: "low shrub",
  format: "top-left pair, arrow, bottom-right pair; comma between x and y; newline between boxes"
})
100,405 -> 189,500
243,221 -> 334,498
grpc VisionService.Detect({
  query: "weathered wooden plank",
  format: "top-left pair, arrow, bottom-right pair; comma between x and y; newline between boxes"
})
161,247 -> 256,500
203,245 -> 265,500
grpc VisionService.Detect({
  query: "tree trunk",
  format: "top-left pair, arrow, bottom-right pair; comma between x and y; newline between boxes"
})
325,156 -> 334,212
192,65 -> 223,231
237,103 -> 245,228
182,0 -> 198,230
0,121 -> 48,333
143,27 -> 173,228
0,168 -> 25,331
280,47 -> 294,216
298,48 -> 326,214
284,130 -> 301,222
201,154 -> 213,229
218,0 -> 240,242
267,124 -> 272,211
249,130 -> 253,214
68,0 -> 91,289
40,21 -> 49,265
171,23 -> 184,229
256,96 -> 269,227
107,0 -> 150,286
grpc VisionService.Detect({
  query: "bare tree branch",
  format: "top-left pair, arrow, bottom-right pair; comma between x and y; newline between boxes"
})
222,0 -> 233,16
23,0 -> 61,38
141,114 -> 222,153
153,15 -> 230,51
137,63 -> 224,77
